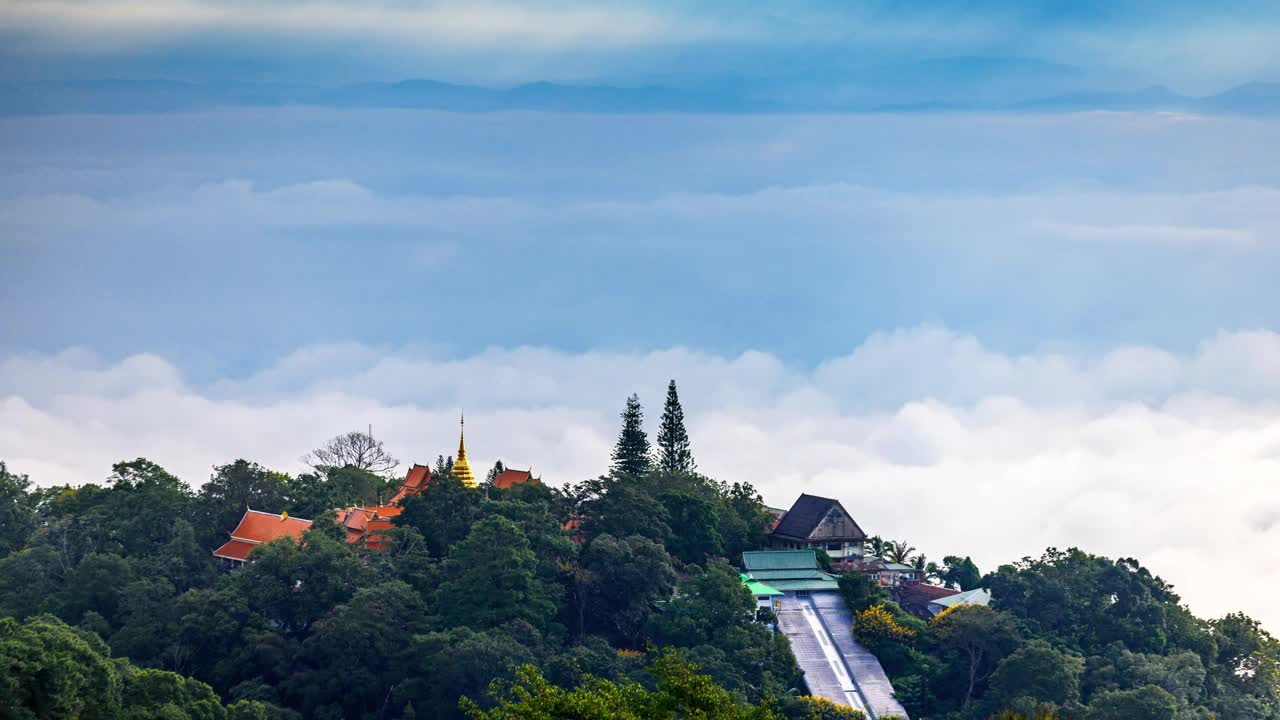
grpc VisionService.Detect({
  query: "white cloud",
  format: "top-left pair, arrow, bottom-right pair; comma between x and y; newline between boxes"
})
0,0 -> 727,51
4,328 -> 1280,632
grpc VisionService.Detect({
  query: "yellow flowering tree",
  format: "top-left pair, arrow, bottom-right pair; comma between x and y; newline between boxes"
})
853,603 -> 917,649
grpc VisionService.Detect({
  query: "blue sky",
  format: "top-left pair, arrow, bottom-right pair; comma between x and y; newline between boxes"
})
3,1 -> 1280,629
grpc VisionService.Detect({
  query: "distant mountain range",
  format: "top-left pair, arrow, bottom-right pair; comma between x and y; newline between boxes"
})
3,77 -> 1278,116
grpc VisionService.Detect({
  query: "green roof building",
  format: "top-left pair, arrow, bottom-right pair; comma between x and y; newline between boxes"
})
741,550 -> 841,594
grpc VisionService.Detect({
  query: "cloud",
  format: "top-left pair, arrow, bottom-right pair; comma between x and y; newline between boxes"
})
0,0 -> 728,51
4,108 -> 1280,378
4,328 -> 1280,632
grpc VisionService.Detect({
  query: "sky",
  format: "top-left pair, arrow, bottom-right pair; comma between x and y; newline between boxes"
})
2,1 -> 1280,631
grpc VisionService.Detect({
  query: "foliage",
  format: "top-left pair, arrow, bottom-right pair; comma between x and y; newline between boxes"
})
656,380 -> 696,473
942,555 -> 982,591
611,393 -> 653,476
837,570 -> 888,613
0,461 -> 40,557
575,533 -> 676,645
1086,684 -> 1177,720
854,604 -> 917,648
463,651 -> 779,720
931,605 -> 1022,707
435,515 -> 560,633
794,696 -> 868,719
3,405 -> 1278,720
0,613 -> 266,720
394,472 -> 483,557
302,429 -> 400,477
987,640 -> 1085,709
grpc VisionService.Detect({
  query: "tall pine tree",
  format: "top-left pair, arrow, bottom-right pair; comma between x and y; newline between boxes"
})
657,380 -> 695,473
610,393 -> 653,476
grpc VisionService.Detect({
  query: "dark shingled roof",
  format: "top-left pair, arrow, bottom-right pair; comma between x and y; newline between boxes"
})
770,493 -> 866,542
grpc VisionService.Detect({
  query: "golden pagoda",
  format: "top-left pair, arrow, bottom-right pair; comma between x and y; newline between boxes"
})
453,413 -> 477,488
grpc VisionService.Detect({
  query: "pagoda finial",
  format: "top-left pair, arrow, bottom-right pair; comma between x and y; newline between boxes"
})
453,411 -> 477,488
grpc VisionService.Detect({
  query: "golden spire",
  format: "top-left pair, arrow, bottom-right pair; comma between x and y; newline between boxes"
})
453,412 -> 477,488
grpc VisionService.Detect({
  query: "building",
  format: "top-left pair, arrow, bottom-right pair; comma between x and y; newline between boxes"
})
769,494 -> 867,560
741,549 -> 841,595
741,574 -> 784,612
927,587 -> 991,617
491,467 -> 537,490
213,509 -> 314,563
213,415 -> 538,564
452,414 -> 477,488
895,581 -> 964,618
838,557 -> 919,588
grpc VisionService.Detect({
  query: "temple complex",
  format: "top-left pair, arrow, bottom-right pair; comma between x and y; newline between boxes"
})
213,415 -> 532,565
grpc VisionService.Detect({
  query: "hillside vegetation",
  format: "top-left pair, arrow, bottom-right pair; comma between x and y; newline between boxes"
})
1,392 -> 1276,719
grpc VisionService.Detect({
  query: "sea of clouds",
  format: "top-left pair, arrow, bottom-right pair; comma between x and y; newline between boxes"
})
3,327 -> 1279,630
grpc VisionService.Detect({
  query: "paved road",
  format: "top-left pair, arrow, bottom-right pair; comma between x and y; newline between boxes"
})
812,593 -> 911,718
777,596 -> 873,714
776,601 -> 852,707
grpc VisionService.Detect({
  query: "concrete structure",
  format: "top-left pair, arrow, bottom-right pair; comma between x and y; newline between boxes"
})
770,494 -> 867,560
776,594 -> 910,719
742,550 -> 909,718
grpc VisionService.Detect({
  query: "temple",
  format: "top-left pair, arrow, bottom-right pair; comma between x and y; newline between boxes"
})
452,414 -> 476,488
213,415 -> 532,565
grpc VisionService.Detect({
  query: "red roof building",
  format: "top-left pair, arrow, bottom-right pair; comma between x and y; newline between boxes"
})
214,463 -> 434,564
491,468 -> 537,490
213,509 -> 315,563
213,448 -> 546,563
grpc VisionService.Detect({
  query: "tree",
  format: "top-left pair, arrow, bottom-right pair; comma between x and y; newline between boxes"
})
866,535 -> 889,559
284,581 -> 426,718
1087,685 -> 1177,720
931,604 -> 1022,707
660,491 -> 724,564
192,460 -> 290,548
837,571 -> 889,613
463,652 -> 779,720
234,531 -> 369,638
988,640 -> 1085,708
941,555 -> 982,591
657,380 -> 696,473
118,664 -> 228,720
610,393 -> 652,476
435,516 -> 559,632
853,604 -> 917,650
648,561 -> 758,649
484,460 -> 506,485
576,476 -> 671,545
394,472 -> 483,557
0,614 -> 122,719
399,627 -> 536,720
302,430 -> 399,477
0,462 -> 39,557
886,540 -> 915,564
911,554 -> 942,583
576,534 -> 675,645
287,465 -> 385,518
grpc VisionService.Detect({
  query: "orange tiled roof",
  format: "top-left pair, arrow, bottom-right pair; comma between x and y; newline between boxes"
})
389,464 -> 431,505
228,509 -> 314,544
492,469 -> 537,490
212,538 -> 258,561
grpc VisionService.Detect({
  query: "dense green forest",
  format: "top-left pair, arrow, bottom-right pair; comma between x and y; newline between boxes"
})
2,388 -> 1277,719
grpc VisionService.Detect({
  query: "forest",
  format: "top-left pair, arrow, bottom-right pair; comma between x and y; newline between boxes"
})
2,384 -> 1278,720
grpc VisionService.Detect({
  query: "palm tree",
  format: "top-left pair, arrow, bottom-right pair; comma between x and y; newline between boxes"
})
887,540 -> 916,564
912,554 -> 943,583
867,535 -> 889,559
